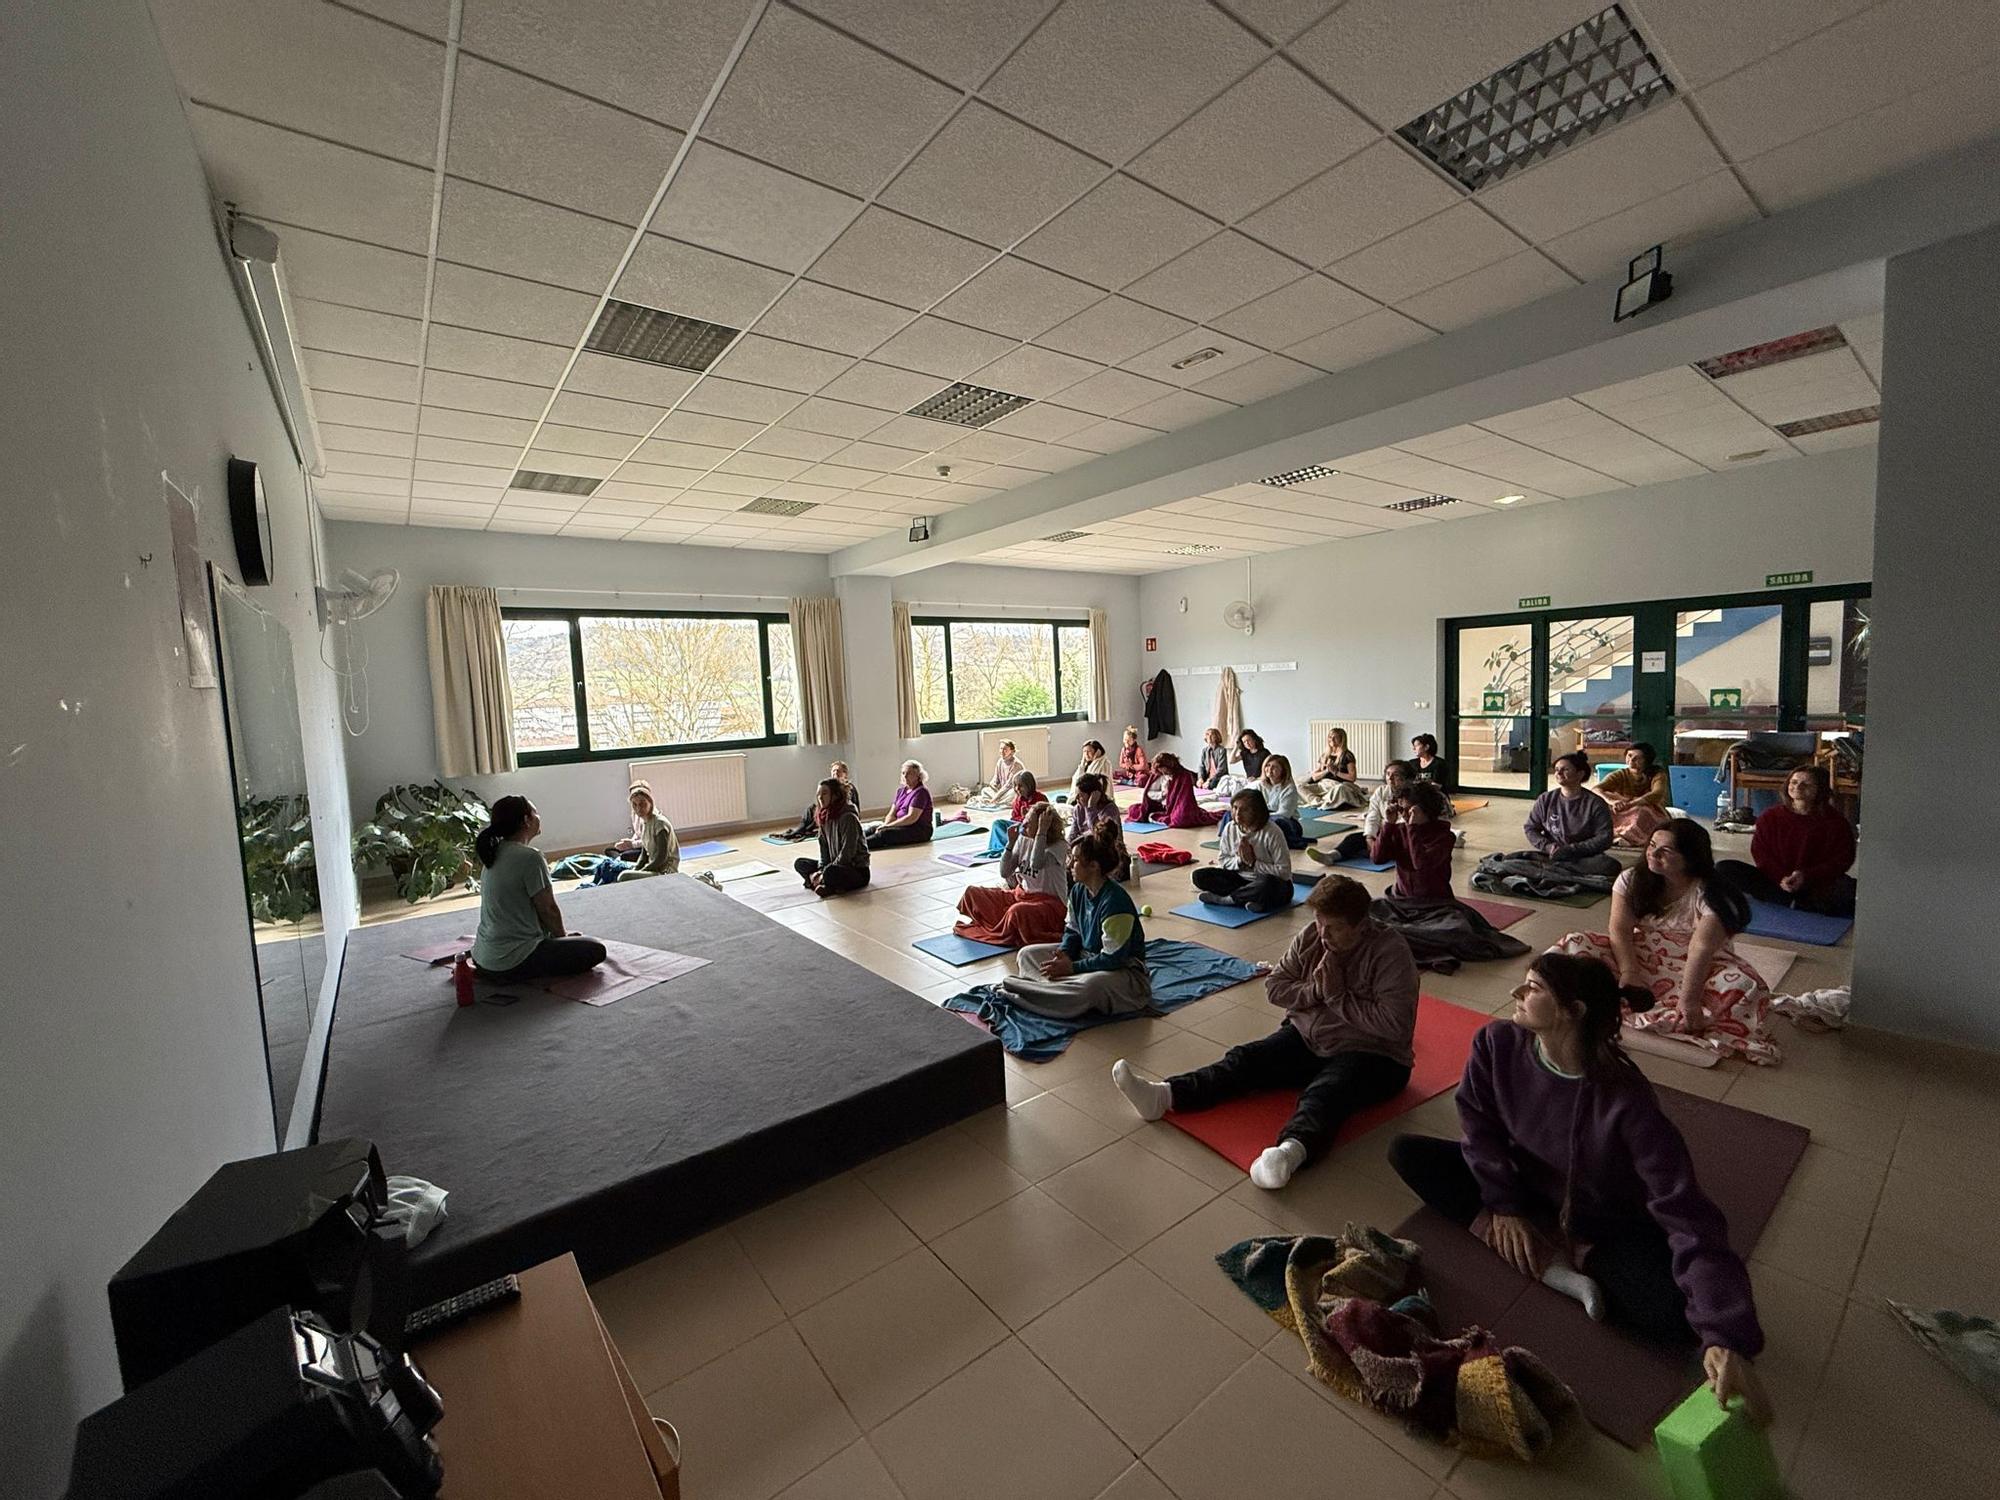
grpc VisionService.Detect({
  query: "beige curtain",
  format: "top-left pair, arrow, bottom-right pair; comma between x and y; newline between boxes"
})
1213,666 -> 1243,745
787,596 -> 849,747
891,600 -> 921,738
426,585 -> 517,777
1088,607 -> 1113,722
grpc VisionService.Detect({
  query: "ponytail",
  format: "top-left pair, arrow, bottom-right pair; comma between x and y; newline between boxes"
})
477,794 -> 533,868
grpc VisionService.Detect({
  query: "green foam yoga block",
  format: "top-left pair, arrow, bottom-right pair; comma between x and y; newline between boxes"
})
1655,1385 -> 1783,1500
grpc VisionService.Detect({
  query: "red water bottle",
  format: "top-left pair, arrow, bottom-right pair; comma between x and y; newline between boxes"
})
454,954 -> 475,1007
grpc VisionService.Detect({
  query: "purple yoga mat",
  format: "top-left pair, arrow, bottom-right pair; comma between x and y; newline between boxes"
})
1393,1085 -> 1809,1448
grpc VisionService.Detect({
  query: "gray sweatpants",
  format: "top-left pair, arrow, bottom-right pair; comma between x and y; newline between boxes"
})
1001,945 -> 1152,1020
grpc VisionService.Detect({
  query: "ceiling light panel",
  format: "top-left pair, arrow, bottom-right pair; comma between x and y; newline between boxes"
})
1040,530 -> 1092,542
737,496 -> 819,517
906,381 -> 1034,429
1774,406 -> 1880,438
1165,543 -> 1222,555
1694,326 -> 1847,379
510,469 -> 602,495
1383,494 -> 1462,513
584,299 -> 740,373
1397,5 -> 1676,194
1261,464 -> 1341,487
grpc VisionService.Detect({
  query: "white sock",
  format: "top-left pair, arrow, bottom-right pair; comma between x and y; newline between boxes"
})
1111,1060 -> 1170,1121
1541,1263 -> 1606,1320
1249,1138 -> 1308,1190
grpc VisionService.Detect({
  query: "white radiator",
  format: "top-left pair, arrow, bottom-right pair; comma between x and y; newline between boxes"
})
626,753 -> 748,831
978,726 -> 1049,781
1307,719 -> 1391,781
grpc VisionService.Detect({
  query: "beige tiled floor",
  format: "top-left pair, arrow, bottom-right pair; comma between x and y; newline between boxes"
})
388,797 -> 2000,1497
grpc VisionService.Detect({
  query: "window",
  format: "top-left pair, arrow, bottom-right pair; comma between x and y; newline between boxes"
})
910,614 -> 1090,731
500,608 -> 796,764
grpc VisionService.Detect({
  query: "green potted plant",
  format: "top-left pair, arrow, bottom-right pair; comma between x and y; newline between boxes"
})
352,780 -> 490,903
239,795 -> 319,924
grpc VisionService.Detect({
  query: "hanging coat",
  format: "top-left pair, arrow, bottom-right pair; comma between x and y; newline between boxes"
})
1143,669 -> 1179,738
1213,666 -> 1243,745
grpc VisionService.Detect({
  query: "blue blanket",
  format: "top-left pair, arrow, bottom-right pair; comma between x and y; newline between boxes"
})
942,939 -> 1259,1061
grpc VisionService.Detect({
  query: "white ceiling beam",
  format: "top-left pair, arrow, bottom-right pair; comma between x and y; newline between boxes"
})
830,135 -> 2000,577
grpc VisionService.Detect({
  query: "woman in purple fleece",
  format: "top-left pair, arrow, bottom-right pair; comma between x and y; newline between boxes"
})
1388,951 -> 1773,1424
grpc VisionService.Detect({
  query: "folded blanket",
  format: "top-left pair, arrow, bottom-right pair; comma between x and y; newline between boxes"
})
1134,841 -> 1193,866
1219,1227 -> 1578,1462
1372,895 -> 1532,975
1471,852 -> 1617,901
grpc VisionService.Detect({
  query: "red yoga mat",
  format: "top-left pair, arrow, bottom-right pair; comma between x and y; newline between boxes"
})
1162,995 -> 1490,1170
1459,896 -> 1534,930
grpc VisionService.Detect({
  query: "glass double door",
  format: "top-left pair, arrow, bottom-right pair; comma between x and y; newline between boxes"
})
1452,612 -> 1638,793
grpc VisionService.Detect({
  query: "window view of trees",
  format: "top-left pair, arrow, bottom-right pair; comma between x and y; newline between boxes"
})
912,624 -> 948,723
1058,624 -> 1093,717
768,622 -> 799,737
501,617 -> 577,751
911,616 -> 1087,727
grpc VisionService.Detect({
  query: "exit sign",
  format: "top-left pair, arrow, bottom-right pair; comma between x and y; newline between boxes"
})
1766,570 -> 1813,587
1518,595 -> 1551,609
1710,688 -> 1743,711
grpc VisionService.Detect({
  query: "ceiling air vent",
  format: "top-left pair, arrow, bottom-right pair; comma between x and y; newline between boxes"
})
1775,406 -> 1880,438
738,496 -> 818,517
1166,543 -> 1222,556
906,381 -> 1033,429
585,299 -> 740,372
1694,327 -> 1847,379
1398,5 -> 1675,193
1261,465 -> 1340,487
510,469 -> 601,496
1041,530 -> 1092,543
1384,494 -> 1462,513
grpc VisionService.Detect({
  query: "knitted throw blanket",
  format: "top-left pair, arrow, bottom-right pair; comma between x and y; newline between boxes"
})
1217,1226 -> 1578,1462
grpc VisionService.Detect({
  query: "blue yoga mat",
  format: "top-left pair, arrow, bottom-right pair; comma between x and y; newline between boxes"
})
942,939 -> 1260,1060
1293,857 -> 1395,877
1296,819 -> 1357,840
1169,899 -> 1290,928
678,840 -> 735,860
760,833 -> 809,847
1124,819 -> 1169,833
931,818 -> 986,841
1743,898 -> 1853,946
937,850 -> 1001,868
914,932 -> 1013,966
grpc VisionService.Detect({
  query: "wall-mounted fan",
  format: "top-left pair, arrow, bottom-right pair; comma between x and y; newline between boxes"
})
1222,599 -> 1256,636
317,569 -> 399,735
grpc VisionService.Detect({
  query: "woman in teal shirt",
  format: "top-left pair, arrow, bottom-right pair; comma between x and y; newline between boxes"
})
471,796 -> 607,980
1002,831 -> 1150,1020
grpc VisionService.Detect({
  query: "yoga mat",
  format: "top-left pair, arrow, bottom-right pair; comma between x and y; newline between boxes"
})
710,861 -> 779,883
913,932 -> 1012,966
930,818 -> 987,842
401,935 -> 474,964
1460,897 -> 1534,931
1743,898 -> 1853,946
677,839 -> 736,860
1296,818 -> 1356,840
1162,995 -> 1487,1170
1452,797 -> 1490,814
534,940 -> 712,1007
1735,940 -> 1797,992
1513,887 -> 1607,909
937,850 -> 1001,868
1394,1086 -> 1809,1448
1169,899 -> 1289,929
1124,818 -> 1169,833
1134,858 -> 1194,878
941,939 -> 1258,1061
1290,858 -> 1394,877
760,832 -> 811,847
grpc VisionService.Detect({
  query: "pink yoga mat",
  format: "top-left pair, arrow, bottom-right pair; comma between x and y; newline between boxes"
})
401,935 -> 473,964
539,941 -> 710,1006
1460,897 -> 1534,930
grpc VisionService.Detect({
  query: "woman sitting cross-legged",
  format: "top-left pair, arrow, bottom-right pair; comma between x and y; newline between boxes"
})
1302,726 -> 1369,811
1125,751 -> 1221,828
777,759 -> 862,842
794,777 -> 870,898
1196,726 -> 1228,790
957,802 -> 1069,947
1068,773 -> 1117,843
1001,831 -> 1150,1019
471,796 -> 607,981
1115,725 -> 1150,787
1387,952 -> 1774,1425
1552,819 -> 1780,1065
989,739 -> 1024,800
1593,742 -> 1674,848
1073,739 -> 1111,785
1409,733 -> 1451,789
1215,754 -> 1309,848
1369,782 -> 1530,972
866,760 -> 934,850
1112,873 -> 1417,1190
1523,751 -> 1621,875
1715,765 -> 1857,918
1192,789 -> 1296,913
595,780 -> 680,881
984,769 -> 1049,855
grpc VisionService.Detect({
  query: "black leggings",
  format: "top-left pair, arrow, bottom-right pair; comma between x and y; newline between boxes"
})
1192,867 -> 1294,911
1387,1134 -> 1695,1345
483,935 -> 607,982
794,857 -> 868,895
1714,859 -> 1856,918
866,819 -> 932,851
1169,1026 -> 1409,1161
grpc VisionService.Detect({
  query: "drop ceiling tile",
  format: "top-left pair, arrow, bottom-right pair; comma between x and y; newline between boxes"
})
1016,175 -> 1222,291
1131,58 -> 1378,224
616,237 -> 789,329
932,258 -> 1106,342
446,55 -> 683,224
1327,202 -> 1527,304
437,178 -> 630,293
1288,0 -> 1590,127
1283,306 -> 1433,372
273,227 -> 428,317
1395,250 -> 1576,331
425,325 -> 573,386
1056,368 -> 1180,419
653,410 -> 767,449
808,208 -> 996,312
322,424 -> 417,459
784,397 -> 893,439
964,464 -> 1045,492
1125,232 -> 1303,322
744,427 -> 848,462
768,482 -> 852,505
985,0 -> 1266,161
1638,0 -> 1876,91
1241,141 -> 1461,272
1210,273 -> 1377,350
1541,171 -> 1761,280
701,335 -> 851,395
863,415 -> 963,451
935,428 -> 1037,466
1120,388 -> 1236,430
418,407 -> 537,445
653,140 -> 862,274
702,5 -> 960,195
794,463 -> 885,492
1710,347 -> 1879,426
692,471 -> 779,496
1036,298 -> 1196,368
415,458 -> 512,487
1788,424 -> 1880,454
562,351 -> 702,408
596,481 -> 692,503
1012,442 -> 1097,473
988,403 -> 1099,442
418,434 -> 527,469
324,452 -> 414,481
870,317 -> 1021,381
751,280 -> 916,356
186,106 -> 434,254
860,473 -> 943,498
830,440 -> 931,472
429,263 -> 599,345
314,392 -> 418,432
1118,329 -> 1264,386
1192,352 -> 1322,403
1476,102 -> 1729,243
293,300 -> 421,365
545,389 -> 665,435
818,361 -> 946,413
882,102 -> 1105,249
715,451 -> 810,481
791,0 -> 1048,89
459,0 -> 756,130
676,378 -> 802,424
488,514 -> 567,534
1696,0 -> 2000,162
305,349 -> 420,403
1066,417 -> 1162,453
634,438 -> 737,470
522,449 -> 620,480
973,345 -> 1104,400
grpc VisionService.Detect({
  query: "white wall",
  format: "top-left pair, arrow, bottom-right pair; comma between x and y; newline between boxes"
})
1852,221 -> 2000,1052
1136,446 -> 1877,769
0,1 -> 353,1491
326,525 -> 1142,851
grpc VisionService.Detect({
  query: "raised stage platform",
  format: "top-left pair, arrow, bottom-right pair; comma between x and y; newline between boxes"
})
319,875 -> 1003,1300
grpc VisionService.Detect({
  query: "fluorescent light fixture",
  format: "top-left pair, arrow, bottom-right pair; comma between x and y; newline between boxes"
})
1170,347 -> 1225,370
1261,465 -> 1340,487
225,213 -> 326,476
1695,327 -> 1846,379
1384,494 -> 1462,513
907,382 -> 1033,428
1775,405 -> 1880,438
1494,494 -> 1524,506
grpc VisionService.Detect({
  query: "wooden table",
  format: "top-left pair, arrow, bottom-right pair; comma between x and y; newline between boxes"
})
414,1255 -> 678,1499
